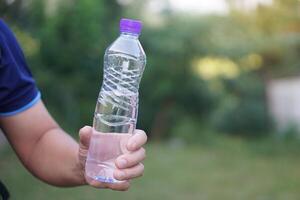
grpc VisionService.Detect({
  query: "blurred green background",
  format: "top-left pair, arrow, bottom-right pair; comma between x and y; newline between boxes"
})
1,0 -> 300,199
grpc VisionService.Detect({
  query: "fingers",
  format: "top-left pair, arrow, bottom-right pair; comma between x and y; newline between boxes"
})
115,147 -> 146,169
127,129 -> 147,151
83,128 -> 147,191
87,178 -> 130,191
114,163 -> 144,181
114,130 -> 147,181
109,181 -> 130,191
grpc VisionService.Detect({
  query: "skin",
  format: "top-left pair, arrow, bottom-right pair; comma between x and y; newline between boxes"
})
0,100 -> 147,191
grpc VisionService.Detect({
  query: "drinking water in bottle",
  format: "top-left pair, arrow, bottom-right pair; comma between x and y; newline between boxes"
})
85,18 -> 146,183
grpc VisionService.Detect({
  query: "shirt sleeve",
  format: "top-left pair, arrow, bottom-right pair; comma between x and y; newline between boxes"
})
0,19 -> 40,117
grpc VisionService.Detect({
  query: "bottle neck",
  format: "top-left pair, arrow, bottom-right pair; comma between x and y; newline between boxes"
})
120,32 -> 139,39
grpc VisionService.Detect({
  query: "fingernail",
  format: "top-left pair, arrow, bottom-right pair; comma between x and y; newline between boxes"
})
118,159 -> 127,168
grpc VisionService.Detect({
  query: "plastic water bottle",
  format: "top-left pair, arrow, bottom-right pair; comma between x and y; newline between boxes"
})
85,18 -> 146,183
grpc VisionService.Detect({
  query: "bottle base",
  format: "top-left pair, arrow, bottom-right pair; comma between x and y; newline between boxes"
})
85,132 -> 131,184
88,175 -> 121,184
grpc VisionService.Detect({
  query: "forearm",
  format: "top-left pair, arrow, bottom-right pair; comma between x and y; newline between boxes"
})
0,101 -> 86,186
26,127 -> 86,187
0,98 -> 147,191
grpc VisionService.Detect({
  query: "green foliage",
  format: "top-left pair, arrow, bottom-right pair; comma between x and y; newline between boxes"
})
2,0 -> 300,138
25,0 -> 123,132
138,18 -> 217,138
212,73 -> 271,136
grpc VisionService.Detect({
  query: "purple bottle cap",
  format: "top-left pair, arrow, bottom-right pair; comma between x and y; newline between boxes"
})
120,18 -> 143,35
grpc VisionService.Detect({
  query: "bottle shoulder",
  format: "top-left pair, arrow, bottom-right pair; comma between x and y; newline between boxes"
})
106,35 -> 146,59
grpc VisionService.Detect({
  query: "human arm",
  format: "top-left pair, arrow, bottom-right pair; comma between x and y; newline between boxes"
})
0,100 -> 147,190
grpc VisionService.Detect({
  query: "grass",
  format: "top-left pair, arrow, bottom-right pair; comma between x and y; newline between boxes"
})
1,136 -> 300,200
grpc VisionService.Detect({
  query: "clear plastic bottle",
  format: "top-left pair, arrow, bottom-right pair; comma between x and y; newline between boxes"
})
85,18 -> 146,183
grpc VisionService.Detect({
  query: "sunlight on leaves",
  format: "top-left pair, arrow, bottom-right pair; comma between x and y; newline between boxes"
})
13,27 -> 40,58
240,53 -> 263,70
193,57 -> 239,80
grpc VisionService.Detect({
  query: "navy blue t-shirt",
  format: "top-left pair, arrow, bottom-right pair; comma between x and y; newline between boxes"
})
0,19 -> 40,116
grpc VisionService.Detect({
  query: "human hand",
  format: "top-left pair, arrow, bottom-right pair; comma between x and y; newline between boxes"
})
78,126 -> 147,191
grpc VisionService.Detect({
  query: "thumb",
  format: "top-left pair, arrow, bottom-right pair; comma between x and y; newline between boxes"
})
78,126 -> 93,170
79,126 -> 93,149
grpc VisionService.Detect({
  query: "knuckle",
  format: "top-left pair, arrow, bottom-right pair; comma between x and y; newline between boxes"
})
143,132 -> 148,140
140,148 -> 146,157
136,164 -> 144,177
140,163 -> 145,171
